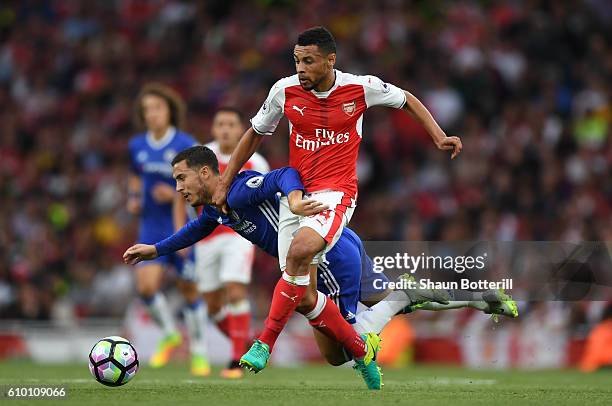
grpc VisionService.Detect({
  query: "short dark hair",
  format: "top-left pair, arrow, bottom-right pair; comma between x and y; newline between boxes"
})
134,82 -> 187,130
171,146 -> 219,175
297,26 -> 336,55
215,106 -> 243,122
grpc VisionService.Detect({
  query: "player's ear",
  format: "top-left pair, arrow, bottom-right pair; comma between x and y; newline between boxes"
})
328,52 -> 336,68
199,165 -> 208,178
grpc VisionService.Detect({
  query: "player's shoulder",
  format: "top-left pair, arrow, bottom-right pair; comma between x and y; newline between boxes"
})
339,70 -> 385,90
234,170 -> 264,185
271,74 -> 300,91
227,170 -> 264,205
129,132 -> 148,147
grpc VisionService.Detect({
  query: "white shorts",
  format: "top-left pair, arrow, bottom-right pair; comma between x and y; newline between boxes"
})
195,233 -> 255,293
278,190 -> 355,272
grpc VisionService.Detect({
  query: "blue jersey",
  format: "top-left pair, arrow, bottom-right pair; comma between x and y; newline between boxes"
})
155,167 -> 388,322
128,128 -> 197,244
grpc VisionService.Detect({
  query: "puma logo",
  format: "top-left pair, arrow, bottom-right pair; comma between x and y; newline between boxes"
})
280,291 -> 298,302
292,105 -> 306,116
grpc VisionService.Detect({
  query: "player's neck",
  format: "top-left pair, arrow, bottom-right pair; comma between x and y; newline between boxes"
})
313,70 -> 336,92
150,126 -> 170,140
207,176 -> 220,205
218,143 -> 237,156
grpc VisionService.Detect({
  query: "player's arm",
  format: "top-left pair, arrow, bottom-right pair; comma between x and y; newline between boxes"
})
123,212 -> 218,264
127,174 -> 142,214
363,75 -> 462,159
213,81 -> 285,210
401,91 -> 462,159
214,127 -> 264,211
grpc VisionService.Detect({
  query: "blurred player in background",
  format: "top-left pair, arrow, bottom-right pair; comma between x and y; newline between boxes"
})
197,108 -> 269,378
127,83 -> 210,376
212,26 -> 462,373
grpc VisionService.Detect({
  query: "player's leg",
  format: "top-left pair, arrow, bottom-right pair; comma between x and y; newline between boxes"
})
244,199 -> 313,363
219,236 -> 254,378
175,253 -> 211,377
135,261 -> 181,367
255,192 -> 355,351
195,237 -> 225,333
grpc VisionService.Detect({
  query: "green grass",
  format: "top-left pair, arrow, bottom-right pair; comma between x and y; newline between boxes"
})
0,360 -> 610,405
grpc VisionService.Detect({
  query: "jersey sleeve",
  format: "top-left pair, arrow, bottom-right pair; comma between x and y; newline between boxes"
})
154,209 -> 218,256
227,168 -> 304,209
250,80 -> 286,136
363,75 -> 407,109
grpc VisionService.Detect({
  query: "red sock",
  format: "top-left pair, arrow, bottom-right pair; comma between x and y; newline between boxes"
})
308,295 -> 366,359
228,312 -> 250,362
258,277 -> 308,351
215,315 -> 231,337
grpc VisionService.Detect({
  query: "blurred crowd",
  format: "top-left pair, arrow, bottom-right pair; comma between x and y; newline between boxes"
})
0,0 -> 609,345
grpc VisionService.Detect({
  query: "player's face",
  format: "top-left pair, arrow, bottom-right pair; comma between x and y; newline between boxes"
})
172,160 -> 210,206
293,45 -> 335,91
141,94 -> 171,133
211,111 -> 243,151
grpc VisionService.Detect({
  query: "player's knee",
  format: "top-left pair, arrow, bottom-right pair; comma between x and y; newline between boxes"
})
225,283 -> 247,304
295,291 -> 317,314
204,297 -> 223,316
136,281 -> 158,297
286,244 -> 316,267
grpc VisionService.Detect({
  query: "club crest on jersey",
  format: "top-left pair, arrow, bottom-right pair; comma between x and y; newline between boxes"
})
164,149 -> 176,162
246,176 -> 264,189
342,101 -> 356,117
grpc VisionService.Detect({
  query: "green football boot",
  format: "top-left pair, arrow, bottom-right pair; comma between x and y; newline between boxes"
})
483,289 -> 519,322
353,333 -> 383,390
239,340 -> 270,373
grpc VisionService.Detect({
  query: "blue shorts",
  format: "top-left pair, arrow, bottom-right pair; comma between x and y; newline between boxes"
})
319,228 -> 389,324
137,231 -> 196,281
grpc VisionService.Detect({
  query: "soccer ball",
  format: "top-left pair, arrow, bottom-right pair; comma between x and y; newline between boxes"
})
88,336 -> 139,386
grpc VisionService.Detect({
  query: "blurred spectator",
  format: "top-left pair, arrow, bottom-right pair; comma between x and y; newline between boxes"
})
0,0 -> 609,335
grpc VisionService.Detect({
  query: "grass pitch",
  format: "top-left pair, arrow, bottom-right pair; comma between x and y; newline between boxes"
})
0,360 -> 610,405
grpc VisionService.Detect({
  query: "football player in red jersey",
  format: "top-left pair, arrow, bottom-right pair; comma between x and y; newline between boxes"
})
212,26 -> 461,381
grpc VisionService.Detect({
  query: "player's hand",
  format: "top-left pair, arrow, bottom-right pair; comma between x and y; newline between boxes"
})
123,244 -> 158,265
152,183 -> 176,203
212,180 -> 230,214
288,190 -> 329,216
436,135 -> 463,159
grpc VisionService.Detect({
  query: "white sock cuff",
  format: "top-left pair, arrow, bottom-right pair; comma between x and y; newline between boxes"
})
304,291 -> 327,320
211,307 -> 228,322
227,299 -> 250,315
282,272 -> 310,286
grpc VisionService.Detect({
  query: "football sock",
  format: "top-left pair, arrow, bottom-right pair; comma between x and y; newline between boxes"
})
227,299 -> 251,362
258,272 -> 310,351
211,308 -> 230,337
183,299 -> 208,357
142,293 -> 177,336
353,291 -> 410,334
305,291 -> 367,359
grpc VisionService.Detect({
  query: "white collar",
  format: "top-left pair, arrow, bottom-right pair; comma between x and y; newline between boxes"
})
146,126 -> 176,150
311,69 -> 342,98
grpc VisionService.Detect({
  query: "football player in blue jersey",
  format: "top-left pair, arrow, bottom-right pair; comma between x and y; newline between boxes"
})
124,146 -> 518,389
127,84 -> 210,376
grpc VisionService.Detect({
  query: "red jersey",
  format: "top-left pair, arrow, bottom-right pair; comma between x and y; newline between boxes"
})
199,141 -> 269,242
250,70 -> 406,199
